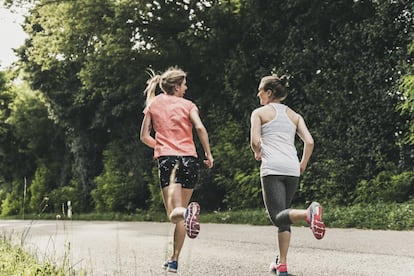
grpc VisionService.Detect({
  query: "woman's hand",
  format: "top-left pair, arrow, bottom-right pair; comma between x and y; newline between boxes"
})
203,154 -> 214,168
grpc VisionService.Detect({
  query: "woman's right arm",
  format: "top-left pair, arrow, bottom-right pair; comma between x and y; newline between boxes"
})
250,109 -> 262,161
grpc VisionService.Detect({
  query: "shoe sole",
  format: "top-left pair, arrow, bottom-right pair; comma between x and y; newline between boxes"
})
185,202 -> 200,239
309,202 -> 326,240
269,262 -> 277,274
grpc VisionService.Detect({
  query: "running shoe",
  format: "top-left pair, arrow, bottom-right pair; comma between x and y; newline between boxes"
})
185,202 -> 200,239
269,256 -> 288,275
162,260 -> 178,273
306,201 -> 326,240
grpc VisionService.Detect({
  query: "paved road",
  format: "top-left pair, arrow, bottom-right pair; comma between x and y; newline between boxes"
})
1,220 -> 413,276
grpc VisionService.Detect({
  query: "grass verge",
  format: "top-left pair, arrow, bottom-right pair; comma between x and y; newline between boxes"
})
0,234 -> 68,275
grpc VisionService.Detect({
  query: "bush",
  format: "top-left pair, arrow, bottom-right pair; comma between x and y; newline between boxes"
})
355,170 -> 414,203
325,200 -> 414,230
299,159 -> 359,206
48,185 -> 79,216
92,140 -> 150,213
1,180 -> 23,217
29,164 -> 53,212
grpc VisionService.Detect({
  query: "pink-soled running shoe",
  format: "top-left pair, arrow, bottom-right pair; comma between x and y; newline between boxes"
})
306,201 -> 326,240
184,202 -> 200,239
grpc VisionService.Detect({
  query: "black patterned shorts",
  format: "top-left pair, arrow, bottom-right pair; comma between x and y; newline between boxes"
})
157,156 -> 199,189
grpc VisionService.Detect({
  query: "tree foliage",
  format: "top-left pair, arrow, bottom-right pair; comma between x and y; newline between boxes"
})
0,0 -> 412,215
399,41 -> 414,145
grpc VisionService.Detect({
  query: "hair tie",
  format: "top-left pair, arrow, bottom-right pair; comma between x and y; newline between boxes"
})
279,76 -> 289,88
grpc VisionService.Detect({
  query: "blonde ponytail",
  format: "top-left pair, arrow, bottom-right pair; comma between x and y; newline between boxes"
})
143,68 -> 161,106
143,66 -> 187,106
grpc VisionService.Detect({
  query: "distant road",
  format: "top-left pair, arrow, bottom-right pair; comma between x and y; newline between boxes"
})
1,220 -> 413,275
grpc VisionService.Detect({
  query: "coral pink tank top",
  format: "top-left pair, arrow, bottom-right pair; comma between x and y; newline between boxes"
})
144,93 -> 198,159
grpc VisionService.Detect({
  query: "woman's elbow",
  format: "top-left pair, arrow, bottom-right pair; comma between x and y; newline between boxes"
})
306,138 -> 314,149
251,139 -> 260,150
140,133 -> 149,144
195,125 -> 207,134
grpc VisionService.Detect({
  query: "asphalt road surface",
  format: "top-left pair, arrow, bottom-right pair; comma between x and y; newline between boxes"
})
1,220 -> 413,276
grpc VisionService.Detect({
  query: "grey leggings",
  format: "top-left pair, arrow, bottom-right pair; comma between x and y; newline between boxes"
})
261,175 -> 299,233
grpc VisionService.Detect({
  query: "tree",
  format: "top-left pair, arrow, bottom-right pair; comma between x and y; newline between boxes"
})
215,0 -> 414,205
0,70 -> 66,215
399,42 -> 414,145
16,0 -> 138,211
2,0 -> 413,214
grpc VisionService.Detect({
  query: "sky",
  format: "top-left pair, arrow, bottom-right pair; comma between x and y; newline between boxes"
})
0,0 -> 28,69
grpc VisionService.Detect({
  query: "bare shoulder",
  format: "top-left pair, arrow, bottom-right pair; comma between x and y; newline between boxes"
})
251,105 -> 267,117
252,105 -> 276,124
286,106 -> 301,125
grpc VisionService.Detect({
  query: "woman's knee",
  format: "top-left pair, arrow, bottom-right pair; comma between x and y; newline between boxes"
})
169,207 -> 185,224
274,209 -> 292,228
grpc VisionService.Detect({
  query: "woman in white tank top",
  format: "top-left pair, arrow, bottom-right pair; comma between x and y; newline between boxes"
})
250,74 -> 326,275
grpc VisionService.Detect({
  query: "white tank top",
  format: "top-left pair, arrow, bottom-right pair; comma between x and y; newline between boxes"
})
260,103 -> 300,177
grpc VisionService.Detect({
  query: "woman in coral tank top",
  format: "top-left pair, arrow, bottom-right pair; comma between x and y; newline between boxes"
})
140,66 -> 214,273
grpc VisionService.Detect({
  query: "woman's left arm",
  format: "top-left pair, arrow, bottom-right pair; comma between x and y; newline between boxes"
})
140,113 -> 156,148
190,109 -> 214,168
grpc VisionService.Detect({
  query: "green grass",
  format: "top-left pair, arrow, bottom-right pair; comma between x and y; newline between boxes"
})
0,234 -> 69,276
1,201 -> 413,275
